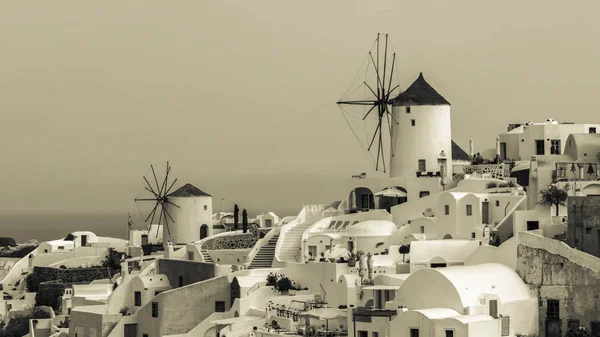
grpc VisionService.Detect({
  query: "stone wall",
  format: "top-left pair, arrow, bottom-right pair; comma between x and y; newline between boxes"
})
202,233 -> 259,250
158,259 -> 215,288
27,266 -> 116,292
516,233 -> 600,337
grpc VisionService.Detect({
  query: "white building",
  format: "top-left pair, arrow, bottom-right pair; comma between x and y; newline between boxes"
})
164,183 -> 213,245
498,119 -> 600,161
389,72 -> 453,201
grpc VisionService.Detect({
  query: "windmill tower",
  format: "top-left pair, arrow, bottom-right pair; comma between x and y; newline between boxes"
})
337,34 -> 453,200
389,73 -> 452,192
135,162 -> 213,248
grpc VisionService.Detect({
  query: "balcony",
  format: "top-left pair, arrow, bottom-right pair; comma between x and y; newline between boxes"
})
352,306 -> 397,321
554,162 -> 600,182
416,171 -> 441,178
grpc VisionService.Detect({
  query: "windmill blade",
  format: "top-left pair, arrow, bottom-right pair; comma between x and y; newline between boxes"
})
368,121 -> 382,151
165,178 -> 178,196
164,206 -> 176,223
159,161 -> 171,197
145,202 -> 160,223
143,177 -> 159,198
362,104 -> 378,121
162,207 -> 171,236
150,165 -> 162,195
166,199 -> 180,209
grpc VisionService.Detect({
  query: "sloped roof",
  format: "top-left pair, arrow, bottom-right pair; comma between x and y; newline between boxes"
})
167,183 -> 212,198
391,73 -> 451,106
452,140 -> 471,162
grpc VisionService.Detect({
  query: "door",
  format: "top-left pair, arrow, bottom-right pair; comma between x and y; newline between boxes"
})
536,140 -> 545,155
347,241 -> 354,253
500,142 -> 507,161
200,224 -> 209,239
482,202 -> 489,225
546,319 -> 561,337
124,324 -> 137,337
81,235 -> 87,247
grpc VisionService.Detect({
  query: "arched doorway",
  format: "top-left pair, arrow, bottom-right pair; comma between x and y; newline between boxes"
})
200,224 -> 209,240
230,277 -> 241,306
443,234 -> 453,239
349,187 -> 375,212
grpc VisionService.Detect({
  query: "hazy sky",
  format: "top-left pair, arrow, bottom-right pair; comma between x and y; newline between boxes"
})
1,1 -> 600,217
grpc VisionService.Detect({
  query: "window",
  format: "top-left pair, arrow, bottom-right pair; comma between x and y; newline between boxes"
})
188,251 -> 194,260
58,246 -> 64,250
547,299 -> 560,318
496,200 -> 500,207
420,226 -> 425,234
179,276 -> 184,287
501,316 -> 510,336
134,291 -> 141,306
215,301 -> 226,312
143,334 -> 149,337
586,227 -> 592,234
568,319 -> 580,331
466,205 -> 472,216
444,205 -> 450,215
550,139 -> 561,155
152,302 -> 159,317
591,321 -> 600,336
527,221 -> 539,231
535,139 -> 545,155
204,205 -> 208,211
406,107 -> 411,113
445,330 -> 454,337
418,159 -> 426,172
410,328 -> 419,337
419,191 -> 430,198
357,331 -> 368,337
372,332 -> 379,337
431,263 -> 447,268
590,127 -> 597,134
411,119 -> 416,127
471,232 -> 476,239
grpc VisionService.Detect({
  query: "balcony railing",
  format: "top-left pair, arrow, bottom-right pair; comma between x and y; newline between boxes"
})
554,162 -> 600,182
352,307 -> 397,319
416,171 -> 441,178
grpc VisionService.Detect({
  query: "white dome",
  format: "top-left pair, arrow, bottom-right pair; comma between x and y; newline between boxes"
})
345,220 -> 397,237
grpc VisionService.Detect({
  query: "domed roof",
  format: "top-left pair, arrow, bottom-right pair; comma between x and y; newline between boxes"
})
345,220 -> 397,237
391,72 -> 450,106
167,183 -> 212,198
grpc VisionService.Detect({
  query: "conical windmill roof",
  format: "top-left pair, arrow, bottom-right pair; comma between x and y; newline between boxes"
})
391,72 -> 450,106
167,183 -> 212,198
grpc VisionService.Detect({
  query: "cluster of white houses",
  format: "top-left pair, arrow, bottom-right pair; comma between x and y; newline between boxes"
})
3,73 -> 600,337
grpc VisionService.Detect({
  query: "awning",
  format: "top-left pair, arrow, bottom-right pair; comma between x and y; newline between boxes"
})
362,285 -> 400,290
374,187 -> 407,198
211,316 -> 262,325
300,308 -> 347,320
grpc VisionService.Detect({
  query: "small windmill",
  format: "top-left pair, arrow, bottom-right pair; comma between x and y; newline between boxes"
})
134,162 -> 180,238
337,33 -> 401,173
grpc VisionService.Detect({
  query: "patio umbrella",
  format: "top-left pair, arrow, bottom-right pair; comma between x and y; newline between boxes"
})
300,308 -> 347,337
374,187 -> 407,198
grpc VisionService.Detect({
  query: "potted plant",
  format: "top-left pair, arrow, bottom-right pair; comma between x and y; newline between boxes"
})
275,275 -> 293,295
347,251 -> 358,267
320,251 -> 326,262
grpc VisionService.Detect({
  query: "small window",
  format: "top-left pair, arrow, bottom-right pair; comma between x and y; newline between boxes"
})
143,334 -> 149,337
466,205 -> 472,216
418,159 -> 426,172
547,299 -> 560,318
410,328 -> 419,337
489,299 -> 498,318
204,205 -> 208,211
445,330 -> 454,337
406,107 -> 411,113
179,276 -> 184,287
215,301 -> 226,312
536,139 -> 545,155
358,331 -> 368,337
444,205 -> 450,215
152,302 -> 159,317
590,127 -> 597,134
420,226 -> 425,234
419,191 -> 430,198
550,139 -> 561,155
568,319 -> 580,331
372,332 -> 379,337
58,246 -> 64,250
411,119 -> 416,127
495,200 -> 500,207
586,228 -> 592,234
134,291 -> 142,306
471,232 -> 476,239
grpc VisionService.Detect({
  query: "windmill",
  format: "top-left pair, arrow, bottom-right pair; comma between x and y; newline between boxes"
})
134,162 -> 180,239
337,33 -> 401,173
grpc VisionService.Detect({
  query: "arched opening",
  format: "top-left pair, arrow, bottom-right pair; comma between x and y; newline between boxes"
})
349,187 -> 375,212
59,265 -> 67,269
200,224 -> 209,240
443,234 -> 453,239
234,311 -> 239,317
582,183 -> 600,195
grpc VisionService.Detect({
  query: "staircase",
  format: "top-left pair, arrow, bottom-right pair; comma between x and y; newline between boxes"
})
248,234 -> 280,269
33,329 -> 51,337
276,222 -> 314,263
200,250 -> 214,263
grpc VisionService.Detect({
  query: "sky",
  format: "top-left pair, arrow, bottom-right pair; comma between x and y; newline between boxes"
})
1,0 -> 600,218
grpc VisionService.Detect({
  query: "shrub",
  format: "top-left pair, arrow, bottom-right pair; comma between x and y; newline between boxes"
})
35,283 -> 67,311
0,237 -> 17,247
485,182 -> 498,189
275,275 -> 293,292
64,233 -> 76,241
0,307 -> 51,337
266,272 -> 278,287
